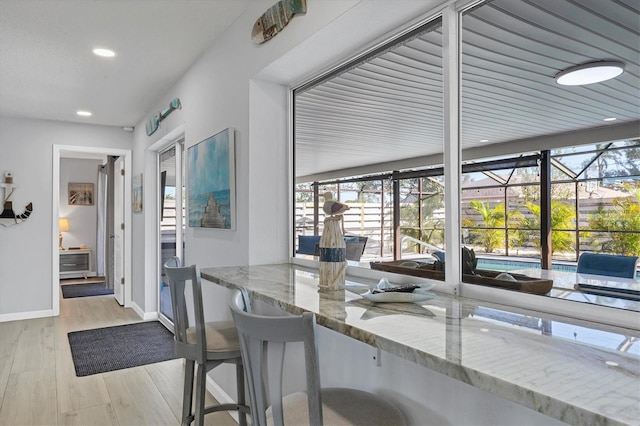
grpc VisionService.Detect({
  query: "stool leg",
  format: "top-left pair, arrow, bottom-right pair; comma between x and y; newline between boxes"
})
236,363 -> 247,426
182,359 -> 195,426
194,362 -> 207,426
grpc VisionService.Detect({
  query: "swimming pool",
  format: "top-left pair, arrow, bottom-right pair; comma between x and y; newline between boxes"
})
477,258 -> 640,279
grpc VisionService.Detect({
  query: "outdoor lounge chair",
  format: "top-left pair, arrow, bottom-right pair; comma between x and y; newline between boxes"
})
576,252 -> 639,279
297,235 -> 368,261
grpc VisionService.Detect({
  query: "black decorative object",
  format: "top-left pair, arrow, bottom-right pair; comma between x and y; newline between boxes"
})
462,247 -> 478,275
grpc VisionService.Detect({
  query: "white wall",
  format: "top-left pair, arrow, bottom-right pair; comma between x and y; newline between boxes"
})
131,0 -> 447,313
126,0 -> 441,405
130,0 -> 367,316
0,117 -> 132,320
124,1 -> 566,423
0,1 -> 568,422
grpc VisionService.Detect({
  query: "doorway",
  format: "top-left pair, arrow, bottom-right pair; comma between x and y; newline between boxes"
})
113,155 -> 125,305
158,141 -> 184,329
52,145 -> 132,316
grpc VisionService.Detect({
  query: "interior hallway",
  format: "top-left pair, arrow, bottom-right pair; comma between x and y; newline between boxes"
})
0,286 -> 236,426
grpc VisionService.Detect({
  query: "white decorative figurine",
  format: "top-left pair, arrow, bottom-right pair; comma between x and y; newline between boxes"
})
318,192 -> 349,293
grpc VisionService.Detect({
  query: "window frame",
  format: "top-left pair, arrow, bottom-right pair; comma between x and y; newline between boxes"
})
289,1 -> 639,330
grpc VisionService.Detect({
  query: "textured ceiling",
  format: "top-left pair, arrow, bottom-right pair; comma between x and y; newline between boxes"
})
0,0 -> 248,127
295,0 -> 640,179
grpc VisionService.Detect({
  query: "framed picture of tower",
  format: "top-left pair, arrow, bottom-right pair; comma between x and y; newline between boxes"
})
187,128 -> 236,229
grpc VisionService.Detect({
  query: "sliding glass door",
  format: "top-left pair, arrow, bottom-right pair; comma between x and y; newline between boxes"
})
158,142 -> 184,328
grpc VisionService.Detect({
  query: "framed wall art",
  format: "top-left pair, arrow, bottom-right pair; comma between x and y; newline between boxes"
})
132,173 -> 143,213
187,128 -> 236,229
68,182 -> 94,206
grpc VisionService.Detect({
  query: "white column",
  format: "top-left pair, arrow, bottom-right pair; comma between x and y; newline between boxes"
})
442,4 -> 462,292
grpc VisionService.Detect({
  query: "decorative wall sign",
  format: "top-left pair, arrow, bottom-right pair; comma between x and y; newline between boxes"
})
68,182 -> 94,206
252,0 -> 307,44
132,173 -> 143,213
146,98 -> 182,136
187,128 -> 236,230
0,172 -> 33,227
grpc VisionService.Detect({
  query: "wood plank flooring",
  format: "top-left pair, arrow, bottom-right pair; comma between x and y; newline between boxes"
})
0,284 -> 237,426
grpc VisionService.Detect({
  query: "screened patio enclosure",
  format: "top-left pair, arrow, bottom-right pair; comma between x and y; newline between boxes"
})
295,140 -> 640,269
293,0 -> 639,283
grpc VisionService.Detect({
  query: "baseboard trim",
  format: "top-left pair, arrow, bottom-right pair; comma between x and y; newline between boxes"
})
130,301 -> 158,321
0,309 -> 55,322
206,376 -> 241,424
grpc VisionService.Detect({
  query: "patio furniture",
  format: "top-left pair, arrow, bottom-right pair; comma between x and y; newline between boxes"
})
297,235 -> 368,261
297,235 -> 321,255
344,235 -> 368,261
576,253 -> 639,279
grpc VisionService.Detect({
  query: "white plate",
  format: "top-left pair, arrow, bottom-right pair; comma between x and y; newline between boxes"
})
337,283 -> 371,295
338,282 -> 436,296
361,288 -> 437,303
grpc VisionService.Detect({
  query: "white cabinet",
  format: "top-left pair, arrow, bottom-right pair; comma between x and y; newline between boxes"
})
59,249 -> 92,278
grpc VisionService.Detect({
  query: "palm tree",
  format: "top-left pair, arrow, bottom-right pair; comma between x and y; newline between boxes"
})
521,201 -> 575,254
465,200 -> 505,253
588,188 -> 640,256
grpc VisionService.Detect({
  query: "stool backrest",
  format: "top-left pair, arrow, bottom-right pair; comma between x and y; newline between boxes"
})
163,257 -> 207,362
576,252 -> 639,279
297,235 -> 321,255
229,290 -> 322,426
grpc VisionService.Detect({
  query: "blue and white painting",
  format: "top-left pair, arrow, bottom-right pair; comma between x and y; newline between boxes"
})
187,128 -> 235,229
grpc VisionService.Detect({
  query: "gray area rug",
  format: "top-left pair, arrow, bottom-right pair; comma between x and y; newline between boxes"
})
68,321 -> 177,377
61,282 -> 113,299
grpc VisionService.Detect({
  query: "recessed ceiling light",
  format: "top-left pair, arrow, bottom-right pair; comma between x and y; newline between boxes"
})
480,139 -> 489,143
93,48 -> 116,58
76,110 -> 92,117
555,61 -> 624,86
603,117 -> 617,122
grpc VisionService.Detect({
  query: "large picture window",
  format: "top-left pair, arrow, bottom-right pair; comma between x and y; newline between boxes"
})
292,0 -> 639,316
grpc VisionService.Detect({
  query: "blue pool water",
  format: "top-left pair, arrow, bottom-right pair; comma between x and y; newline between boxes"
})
477,258 -> 640,279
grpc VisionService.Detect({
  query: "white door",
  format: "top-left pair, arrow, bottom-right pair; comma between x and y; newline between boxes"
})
113,156 -> 125,305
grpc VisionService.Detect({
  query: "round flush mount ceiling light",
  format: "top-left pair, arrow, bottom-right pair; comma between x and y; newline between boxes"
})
76,110 -> 92,117
555,61 -> 624,86
92,48 -> 116,58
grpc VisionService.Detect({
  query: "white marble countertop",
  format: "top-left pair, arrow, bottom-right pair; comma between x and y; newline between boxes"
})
201,263 -> 640,426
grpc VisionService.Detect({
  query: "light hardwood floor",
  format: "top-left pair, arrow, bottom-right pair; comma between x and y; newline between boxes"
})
0,284 -> 237,426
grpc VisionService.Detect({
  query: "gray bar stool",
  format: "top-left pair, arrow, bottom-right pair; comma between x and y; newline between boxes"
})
229,289 -> 406,426
163,257 -> 249,426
